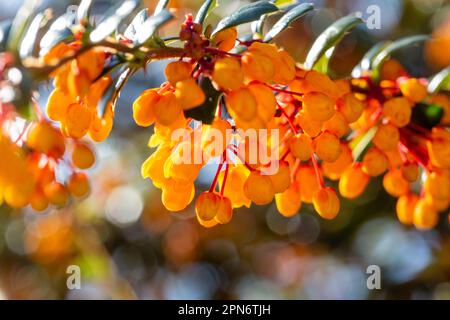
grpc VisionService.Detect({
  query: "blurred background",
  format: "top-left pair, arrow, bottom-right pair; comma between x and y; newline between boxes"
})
0,0 -> 450,300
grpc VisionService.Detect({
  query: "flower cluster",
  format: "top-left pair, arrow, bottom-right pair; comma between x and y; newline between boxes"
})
0,121 -> 94,211
44,43 -> 113,142
130,15 -> 449,229
0,2 -> 448,231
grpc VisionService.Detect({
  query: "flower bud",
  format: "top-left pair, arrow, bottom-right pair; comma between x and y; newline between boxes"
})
313,187 -> 340,220
339,163 -> 369,199
382,97 -> 412,127
244,171 -> 275,205
362,147 -> 389,177
165,61 -> 192,85
275,181 -> 301,217
314,131 -> 342,163
212,57 -> 244,91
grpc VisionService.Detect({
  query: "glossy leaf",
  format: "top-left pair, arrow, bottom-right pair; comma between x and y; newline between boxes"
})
19,13 -> 45,59
195,0 -> 218,24
211,0 -> 278,36
124,9 -> 149,43
98,66 -> 133,117
351,41 -> 389,78
135,9 -> 173,46
154,0 -> 170,15
89,0 -> 139,43
6,0 -> 39,53
184,77 -> 222,124
370,35 -> 429,81
0,20 -> 12,51
77,0 -> 93,24
251,15 -> 266,39
304,14 -> 363,70
428,66 -> 450,93
264,3 -> 313,42
313,46 -> 335,74
93,56 -> 125,83
39,14 -> 74,56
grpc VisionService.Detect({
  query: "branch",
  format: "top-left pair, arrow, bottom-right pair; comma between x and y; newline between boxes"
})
24,39 -> 184,79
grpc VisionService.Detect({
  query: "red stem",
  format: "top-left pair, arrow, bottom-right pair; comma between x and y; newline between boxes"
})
32,100 -> 44,121
277,102 -> 298,134
227,146 -> 255,172
220,162 -> 229,196
311,154 -> 325,189
398,141 -> 429,173
281,149 -> 290,161
209,160 -> 224,193
266,84 -> 303,97
13,122 -> 31,144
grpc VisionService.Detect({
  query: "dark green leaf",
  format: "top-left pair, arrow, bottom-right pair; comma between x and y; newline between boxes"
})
19,13 -> 45,59
89,0 -> 139,43
371,35 -> 429,81
124,9 -> 149,43
39,14 -> 74,56
154,0 -> 170,15
211,0 -> 278,36
93,56 -> 125,83
304,14 -> 363,70
195,0 -> 218,24
0,20 -> 12,51
77,0 -> 94,24
98,66 -> 133,117
6,0 -> 39,53
135,9 -> 173,46
264,3 -> 313,42
411,103 -> 443,129
184,77 -> 222,124
351,41 -> 389,77
428,67 -> 450,93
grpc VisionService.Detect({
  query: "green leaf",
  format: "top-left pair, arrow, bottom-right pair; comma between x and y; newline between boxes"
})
264,3 -> 313,42
195,0 -> 218,24
428,67 -> 450,93
89,0 -> 139,43
0,20 -> 12,51
351,126 -> 377,161
6,0 -> 39,53
272,0 -> 297,8
411,103 -> 444,129
351,41 -> 389,78
370,35 -> 429,81
313,46 -> 335,74
154,0 -> 170,15
77,0 -> 94,24
304,14 -> 363,70
211,0 -> 278,36
135,9 -> 173,46
19,13 -> 45,59
93,56 -> 125,83
124,9 -> 149,43
184,77 -> 222,124
39,14 -> 74,56
98,66 -> 134,117
251,15 -> 267,39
